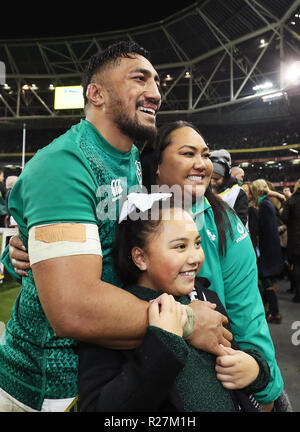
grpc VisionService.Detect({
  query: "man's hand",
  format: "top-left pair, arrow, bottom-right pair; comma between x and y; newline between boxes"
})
9,235 -> 30,276
187,300 -> 232,356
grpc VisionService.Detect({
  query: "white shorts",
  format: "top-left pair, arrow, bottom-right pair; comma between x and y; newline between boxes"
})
0,387 -> 76,412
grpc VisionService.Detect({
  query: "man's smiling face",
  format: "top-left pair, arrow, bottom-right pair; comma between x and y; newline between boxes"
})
103,54 -> 161,142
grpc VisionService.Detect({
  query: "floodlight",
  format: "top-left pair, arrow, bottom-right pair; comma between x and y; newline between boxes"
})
284,61 -> 300,85
259,39 -> 268,48
253,82 -> 273,91
262,91 -> 284,102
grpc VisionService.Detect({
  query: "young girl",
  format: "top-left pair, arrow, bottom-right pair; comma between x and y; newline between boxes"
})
77,194 -> 270,412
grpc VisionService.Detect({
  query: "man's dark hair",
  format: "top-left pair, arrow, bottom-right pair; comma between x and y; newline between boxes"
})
82,41 -> 151,103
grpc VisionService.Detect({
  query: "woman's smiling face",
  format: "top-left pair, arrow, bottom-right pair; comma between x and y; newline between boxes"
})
156,126 -> 213,201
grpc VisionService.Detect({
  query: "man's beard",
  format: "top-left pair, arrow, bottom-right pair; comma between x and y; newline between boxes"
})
117,112 -> 157,149
108,92 -> 158,149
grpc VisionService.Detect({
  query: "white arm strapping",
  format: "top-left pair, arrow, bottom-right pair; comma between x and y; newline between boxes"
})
28,223 -> 102,265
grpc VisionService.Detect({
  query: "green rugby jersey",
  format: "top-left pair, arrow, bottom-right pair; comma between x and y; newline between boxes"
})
0,119 -> 142,410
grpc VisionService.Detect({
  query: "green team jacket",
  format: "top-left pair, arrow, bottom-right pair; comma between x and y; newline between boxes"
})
191,198 -> 283,404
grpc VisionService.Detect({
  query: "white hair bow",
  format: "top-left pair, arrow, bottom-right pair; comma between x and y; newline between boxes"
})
118,192 -> 172,223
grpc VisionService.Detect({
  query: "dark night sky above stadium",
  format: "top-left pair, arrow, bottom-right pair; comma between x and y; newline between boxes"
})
0,3 -> 198,39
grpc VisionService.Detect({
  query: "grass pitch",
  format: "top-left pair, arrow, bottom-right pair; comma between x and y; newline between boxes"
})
0,275 -> 21,325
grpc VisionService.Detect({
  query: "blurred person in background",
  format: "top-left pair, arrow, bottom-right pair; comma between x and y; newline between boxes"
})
241,181 -> 259,254
251,179 -> 284,324
0,169 -> 7,227
231,166 -> 245,185
281,179 -> 300,303
5,176 -> 18,228
266,181 -> 291,289
282,187 -> 292,200
210,150 -> 248,226
5,176 -> 18,191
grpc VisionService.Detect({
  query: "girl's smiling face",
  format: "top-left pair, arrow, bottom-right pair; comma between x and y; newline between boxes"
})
133,207 -> 204,297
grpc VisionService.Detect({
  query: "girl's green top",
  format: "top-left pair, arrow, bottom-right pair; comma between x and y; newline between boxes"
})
126,284 -> 270,412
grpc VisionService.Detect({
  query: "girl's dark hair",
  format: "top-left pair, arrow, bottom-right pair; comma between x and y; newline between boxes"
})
140,121 -> 235,255
112,201 -> 173,286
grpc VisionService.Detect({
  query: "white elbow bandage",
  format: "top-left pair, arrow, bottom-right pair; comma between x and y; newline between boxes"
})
28,223 -> 102,265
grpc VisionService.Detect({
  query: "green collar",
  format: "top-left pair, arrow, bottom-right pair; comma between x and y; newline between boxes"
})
190,196 -> 210,216
82,119 -> 134,160
258,194 -> 267,206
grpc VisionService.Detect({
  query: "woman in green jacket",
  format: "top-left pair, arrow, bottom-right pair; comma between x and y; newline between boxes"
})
140,120 -> 284,410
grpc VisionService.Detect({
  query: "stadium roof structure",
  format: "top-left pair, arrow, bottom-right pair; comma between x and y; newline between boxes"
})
0,0 -> 300,129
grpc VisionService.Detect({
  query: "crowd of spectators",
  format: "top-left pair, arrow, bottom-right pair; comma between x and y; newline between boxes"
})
0,119 -> 299,154
209,149 -> 300,310
0,128 -> 67,154
0,169 -> 18,228
0,119 -> 299,186
240,178 -> 300,305
242,163 -> 299,185
202,120 -> 300,150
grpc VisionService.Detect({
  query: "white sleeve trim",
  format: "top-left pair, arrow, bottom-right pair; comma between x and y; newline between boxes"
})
28,223 -> 102,265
